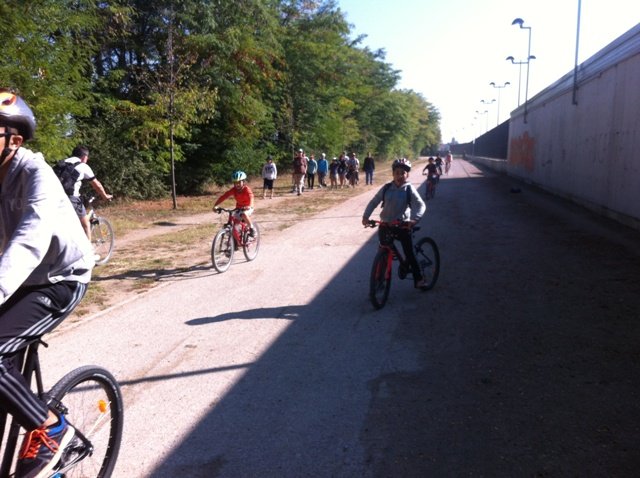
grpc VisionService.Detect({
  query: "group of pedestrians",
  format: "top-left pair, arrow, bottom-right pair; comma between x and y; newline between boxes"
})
257,148 -> 384,198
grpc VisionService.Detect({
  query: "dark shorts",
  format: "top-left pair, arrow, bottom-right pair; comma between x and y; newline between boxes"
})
263,178 -> 274,190
69,195 -> 86,217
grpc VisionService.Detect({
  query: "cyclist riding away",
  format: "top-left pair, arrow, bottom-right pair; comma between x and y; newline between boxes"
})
0,90 -> 95,478
213,170 -> 256,236
362,158 -> 428,290
55,145 -> 113,242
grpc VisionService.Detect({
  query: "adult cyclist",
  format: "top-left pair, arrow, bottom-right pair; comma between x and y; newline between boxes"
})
213,171 -> 256,236
362,158 -> 428,290
0,89 -> 95,477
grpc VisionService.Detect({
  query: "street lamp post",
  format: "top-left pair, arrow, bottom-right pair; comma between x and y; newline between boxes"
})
489,81 -> 510,126
512,18 -> 533,122
506,55 -> 535,107
475,109 -> 489,133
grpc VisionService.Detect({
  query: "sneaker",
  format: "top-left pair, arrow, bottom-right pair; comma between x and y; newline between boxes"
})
93,253 -> 101,262
415,279 -> 429,290
249,227 -> 256,237
17,414 -> 76,478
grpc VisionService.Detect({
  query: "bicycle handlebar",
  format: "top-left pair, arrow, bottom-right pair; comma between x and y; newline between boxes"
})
364,219 -> 414,230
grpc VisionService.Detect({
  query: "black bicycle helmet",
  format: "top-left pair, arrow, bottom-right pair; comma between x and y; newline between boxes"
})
392,158 -> 411,172
0,90 -> 36,140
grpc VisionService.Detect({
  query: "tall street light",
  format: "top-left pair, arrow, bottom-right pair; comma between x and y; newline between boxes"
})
506,55 -> 536,107
475,109 -> 489,133
512,17 -> 533,122
480,99 -> 495,130
489,81 -> 510,126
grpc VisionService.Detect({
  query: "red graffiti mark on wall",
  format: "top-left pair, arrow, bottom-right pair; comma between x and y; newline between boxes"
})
509,132 -> 535,172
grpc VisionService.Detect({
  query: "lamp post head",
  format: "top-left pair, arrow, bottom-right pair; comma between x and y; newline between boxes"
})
512,17 -> 524,27
506,55 -> 515,63
529,55 -> 537,61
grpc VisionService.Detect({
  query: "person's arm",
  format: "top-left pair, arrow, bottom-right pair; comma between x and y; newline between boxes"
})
362,186 -> 385,225
89,178 -> 113,201
213,188 -> 233,208
409,185 -> 426,223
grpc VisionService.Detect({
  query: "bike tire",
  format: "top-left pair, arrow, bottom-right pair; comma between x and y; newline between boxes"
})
91,217 -> 115,265
242,223 -> 260,261
415,237 -> 440,290
369,249 -> 392,309
211,228 -> 235,273
46,366 -> 123,478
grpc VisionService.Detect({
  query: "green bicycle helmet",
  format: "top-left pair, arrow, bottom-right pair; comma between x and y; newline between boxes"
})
232,170 -> 247,182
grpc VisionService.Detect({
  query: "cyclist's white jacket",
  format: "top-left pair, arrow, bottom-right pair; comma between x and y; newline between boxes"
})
363,181 -> 426,223
0,147 -> 94,304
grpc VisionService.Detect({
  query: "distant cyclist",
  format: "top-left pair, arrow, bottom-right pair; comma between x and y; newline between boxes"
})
423,157 -> 440,181
444,150 -> 453,174
434,155 -> 443,176
213,171 -> 256,236
362,158 -> 428,290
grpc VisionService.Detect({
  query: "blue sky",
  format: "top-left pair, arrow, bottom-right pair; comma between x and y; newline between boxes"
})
337,0 -> 640,144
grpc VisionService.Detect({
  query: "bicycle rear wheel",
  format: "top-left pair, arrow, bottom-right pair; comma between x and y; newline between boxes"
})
211,228 -> 235,272
46,366 -> 123,478
369,249 -> 392,309
91,217 -> 115,265
415,237 -> 440,290
242,222 -> 260,261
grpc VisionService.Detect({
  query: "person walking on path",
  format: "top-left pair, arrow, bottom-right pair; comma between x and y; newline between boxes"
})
317,153 -> 328,187
329,157 -> 339,189
307,154 -> 317,190
337,153 -> 348,188
363,152 -> 375,185
292,149 -> 307,196
261,155 -> 277,199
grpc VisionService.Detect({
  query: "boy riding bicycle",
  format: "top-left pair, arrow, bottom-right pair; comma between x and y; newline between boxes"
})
213,170 -> 256,236
362,158 -> 428,290
0,90 -> 95,478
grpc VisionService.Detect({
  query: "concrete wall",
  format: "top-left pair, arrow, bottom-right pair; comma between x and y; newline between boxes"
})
506,24 -> 640,230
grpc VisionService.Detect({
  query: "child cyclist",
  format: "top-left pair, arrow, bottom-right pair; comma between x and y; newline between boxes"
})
362,158 -> 428,290
213,170 -> 256,236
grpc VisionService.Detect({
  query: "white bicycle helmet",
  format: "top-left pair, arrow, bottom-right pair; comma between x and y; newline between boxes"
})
232,170 -> 247,182
0,90 -> 36,140
392,158 -> 412,172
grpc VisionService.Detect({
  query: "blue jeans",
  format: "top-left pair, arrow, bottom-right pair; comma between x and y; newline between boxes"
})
365,170 -> 374,184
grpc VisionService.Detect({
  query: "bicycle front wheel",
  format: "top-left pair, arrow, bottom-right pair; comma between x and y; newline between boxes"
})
369,249 -> 392,309
415,237 -> 440,290
242,223 -> 260,261
91,217 -> 115,265
211,228 -> 235,272
47,366 -> 123,478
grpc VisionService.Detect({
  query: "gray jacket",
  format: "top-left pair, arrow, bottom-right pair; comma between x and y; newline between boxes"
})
363,181 -> 426,223
0,147 -> 94,303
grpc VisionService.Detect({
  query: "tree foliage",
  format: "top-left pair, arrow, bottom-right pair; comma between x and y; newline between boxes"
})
0,0 -> 441,199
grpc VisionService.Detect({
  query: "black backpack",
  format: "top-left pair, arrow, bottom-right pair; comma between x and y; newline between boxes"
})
53,159 -> 80,195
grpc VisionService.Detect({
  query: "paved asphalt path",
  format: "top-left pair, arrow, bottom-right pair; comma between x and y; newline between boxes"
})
40,159 -> 640,477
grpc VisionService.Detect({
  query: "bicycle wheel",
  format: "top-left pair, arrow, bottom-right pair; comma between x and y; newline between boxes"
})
211,228 -> 235,272
415,237 -> 440,290
369,249 -> 392,309
242,223 -> 260,261
91,217 -> 115,265
46,366 -> 123,478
